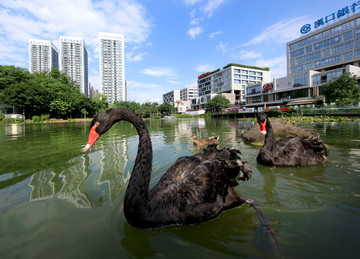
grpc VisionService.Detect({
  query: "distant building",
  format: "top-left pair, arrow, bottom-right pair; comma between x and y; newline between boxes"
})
194,64 -> 271,110
163,90 -> 180,105
29,39 -> 58,73
246,10 -> 360,108
99,32 -> 126,104
60,36 -> 89,96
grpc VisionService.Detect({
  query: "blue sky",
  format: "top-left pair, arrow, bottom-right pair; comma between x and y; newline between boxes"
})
0,0 -> 348,103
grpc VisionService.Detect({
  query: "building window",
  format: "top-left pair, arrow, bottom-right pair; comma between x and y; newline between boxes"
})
247,85 -> 261,95
290,65 -> 305,74
305,45 -> 313,53
343,31 -> 353,41
293,73 -> 307,87
323,48 -> 331,57
343,51 -> 354,61
332,40 -> 354,54
355,48 -> 360,58
312,74 -> 321,84
326,70 -> 342,82
330,20 -> 354,35
234,79 -> 241,84
290,48 -> 305,58
242,70 -> 248,74
322,30 -> 330,39
306,62 -> 313,70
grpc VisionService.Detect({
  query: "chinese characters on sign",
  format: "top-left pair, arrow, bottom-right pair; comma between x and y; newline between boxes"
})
300,1 -> 360,34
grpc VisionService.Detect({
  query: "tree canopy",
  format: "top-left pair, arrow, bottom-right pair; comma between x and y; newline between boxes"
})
324,72 -> 360,106
204,95 -> 231,113
0,65 -> 102,119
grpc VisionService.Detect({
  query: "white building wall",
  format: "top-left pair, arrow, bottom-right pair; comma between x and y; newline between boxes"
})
99,32 -> 125,104
60,36 -> 88,96
29,39 -> 58,74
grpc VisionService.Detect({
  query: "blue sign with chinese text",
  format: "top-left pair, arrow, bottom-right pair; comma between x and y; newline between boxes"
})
300,1 -> 360,34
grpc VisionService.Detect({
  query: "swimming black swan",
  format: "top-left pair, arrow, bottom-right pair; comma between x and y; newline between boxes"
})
84,108 -> 272,230
256,112 -> 328,167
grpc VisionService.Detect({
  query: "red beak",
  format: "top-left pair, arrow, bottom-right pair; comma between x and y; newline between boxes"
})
84,123 -> 99,151
259,120 -> 267,135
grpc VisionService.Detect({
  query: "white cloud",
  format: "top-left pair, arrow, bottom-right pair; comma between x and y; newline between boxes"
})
243,16 -> 309,46
127,80 -> 161,89
196,64 -> 216,73
235,51 -> 262,59
127,80 -> 164,103
0,0 -> 152,71
216,41 -> 229,52
184,0 -> 203,6
253,55 -> 287,79
141,67 -> 177,78
202,0 -> 226,17
208,30 -> 223,39
127,51 -> 146,62
187,26 -> 203,39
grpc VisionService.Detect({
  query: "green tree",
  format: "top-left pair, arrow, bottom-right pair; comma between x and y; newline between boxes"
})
111,100 -> 140,112
158,102 -> 175,116
0,65 -> 32,90
138,102 -> 159,118
204,95 -> 231,113
0,66 -> 96,119
324,72 -> 360,106
92,94 -> 109,113
50,100 -> 71,118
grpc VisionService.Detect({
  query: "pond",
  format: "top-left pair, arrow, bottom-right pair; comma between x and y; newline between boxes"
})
0,118 -> 359,258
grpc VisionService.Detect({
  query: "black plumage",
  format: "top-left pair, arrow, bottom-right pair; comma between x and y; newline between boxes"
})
84,108 -> 270,229
256,112 -> 328,167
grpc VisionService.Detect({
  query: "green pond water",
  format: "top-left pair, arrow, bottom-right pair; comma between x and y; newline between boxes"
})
0,118 -> 359,258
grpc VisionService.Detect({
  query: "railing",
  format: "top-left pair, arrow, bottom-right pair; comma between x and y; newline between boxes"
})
295,107 -> 360,116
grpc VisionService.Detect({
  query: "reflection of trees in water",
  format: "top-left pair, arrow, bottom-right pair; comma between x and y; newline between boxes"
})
28,138 -> 130,208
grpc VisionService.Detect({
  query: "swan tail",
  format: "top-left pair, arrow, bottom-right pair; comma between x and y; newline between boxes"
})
243,197 -> 282,256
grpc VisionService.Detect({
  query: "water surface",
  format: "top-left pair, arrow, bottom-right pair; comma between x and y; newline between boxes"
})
0,118 -> 359,258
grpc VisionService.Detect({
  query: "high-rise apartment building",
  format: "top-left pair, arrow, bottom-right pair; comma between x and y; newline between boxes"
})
99,32 -> 126,104
29,39 -> 59,73
60,36 -> 89,96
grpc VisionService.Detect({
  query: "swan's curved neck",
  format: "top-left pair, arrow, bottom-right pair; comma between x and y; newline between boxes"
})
112,109 -> 152,221
264,119 -> 276,150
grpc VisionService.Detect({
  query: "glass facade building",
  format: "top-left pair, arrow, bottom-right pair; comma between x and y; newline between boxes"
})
99,32 -> 126,104
60,36 -> 89,96
246,12 -> 360,108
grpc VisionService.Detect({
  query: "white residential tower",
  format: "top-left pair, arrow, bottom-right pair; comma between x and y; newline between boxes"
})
59,36 -> 89,96
99,32 -> 126,104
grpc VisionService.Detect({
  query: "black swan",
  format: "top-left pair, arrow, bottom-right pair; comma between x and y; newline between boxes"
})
256,112 -> 328,167
84,108 -> 272,230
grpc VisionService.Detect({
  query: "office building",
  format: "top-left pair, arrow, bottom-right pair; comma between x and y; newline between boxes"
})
195,64 -> 271,109
99,32 -> 126,104
180,86 -> 198,101
246,8 -> 360,108
29,39 -> 58,73
163,90 -> 180,105
60,36 -> 89,96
